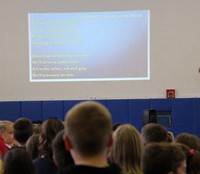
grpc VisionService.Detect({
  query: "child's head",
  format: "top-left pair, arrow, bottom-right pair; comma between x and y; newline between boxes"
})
3,147 -> 35,174
0,121 -> 14,146
64,101 -> 112,157
175,133 -> 200,151
109,124 -> 144,174
142,143 -> 186,174
13,118 -> 33,145
141,123 -> 168,145
52,130 -> 74,169
39,118 -> 64,160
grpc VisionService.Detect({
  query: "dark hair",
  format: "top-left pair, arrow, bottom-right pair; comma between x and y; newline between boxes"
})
175,133 -> 200,151
13,118 -> 33,145
26,134 -> 40,160
39,118 -> 64,160
3,147 -> 35,174
176,142 -> 200,174
142,143 -> 186,174
112,123 -> 121,131
52,130 -> 74,169
141,123 -> 168,144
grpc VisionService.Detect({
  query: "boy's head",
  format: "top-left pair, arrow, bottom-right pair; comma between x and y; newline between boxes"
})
64,101 -> 112,157
141,123 -> 168,145
142,143 -> 186,174
13,118 -> 33,145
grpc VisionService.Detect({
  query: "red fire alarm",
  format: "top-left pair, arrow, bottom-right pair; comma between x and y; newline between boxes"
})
166,89 -> 175,98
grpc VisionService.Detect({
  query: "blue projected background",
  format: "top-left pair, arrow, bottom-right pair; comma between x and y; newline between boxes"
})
28,10 -> 150,82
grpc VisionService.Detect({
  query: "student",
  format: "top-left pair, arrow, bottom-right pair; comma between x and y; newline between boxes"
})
52,130 -> 74,169
59,101 -> 122,174
33,118 -> 64,174
141,123 -> 168,145
176,143 -> 200,174
3,147 -> 35,174
26,134 -> 40,160
13,117 -> 33,148
108,124 -> 144,174
0,121 -> 14,156
141,143 -> 186,174
175,133 -> 200,152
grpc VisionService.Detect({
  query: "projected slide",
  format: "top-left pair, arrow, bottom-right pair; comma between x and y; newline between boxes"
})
28,10 -> 150,82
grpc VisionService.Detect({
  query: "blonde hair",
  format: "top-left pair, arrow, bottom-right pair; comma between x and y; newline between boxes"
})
0,121 -> 13,134
109,124 -> 144,174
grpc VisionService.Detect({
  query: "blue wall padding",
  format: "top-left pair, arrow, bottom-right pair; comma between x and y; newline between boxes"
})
0,98 -> 200,136
43,101 -> 64,121
193,98 -> 200,136
151,99 -> 172,111
129,99 -> 151,131
21,101 -> 43,121
107,99 -> 129,124
172,98 -> 194,136
0,102 -> 21,121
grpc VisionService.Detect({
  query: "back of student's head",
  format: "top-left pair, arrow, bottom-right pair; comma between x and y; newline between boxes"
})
175,133 -> 200,152
141,123 -> 168,144
176,143 -> 200,174
142,143 -> 186,174
109,124 -> 144,174
13,118 -> 33,145
26,134 -> 40,160
39,118 -> 64,160
52,130 -> 74,169
64,101 -> 112,156
3,147 -> 35,174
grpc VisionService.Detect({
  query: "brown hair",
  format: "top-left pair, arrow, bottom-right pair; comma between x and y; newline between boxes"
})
141,123 -> 168,144
176,142 -> 200,174
142,143 -> 186,174
39,118 -> 64,160
13,118 -> 33,145
65,101 -> 112,156
175,133 -> 200,151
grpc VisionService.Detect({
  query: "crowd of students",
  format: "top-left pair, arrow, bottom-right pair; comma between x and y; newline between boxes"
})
0,101 -> 200,174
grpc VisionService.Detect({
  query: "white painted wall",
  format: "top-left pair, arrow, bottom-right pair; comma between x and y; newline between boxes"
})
0,0 -> 200,100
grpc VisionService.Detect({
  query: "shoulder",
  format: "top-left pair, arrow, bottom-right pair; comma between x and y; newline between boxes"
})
58,163 -> 124,174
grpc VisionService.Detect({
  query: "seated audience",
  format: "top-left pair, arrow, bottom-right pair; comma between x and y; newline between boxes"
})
175,133 -> 200,151
0,121 -> 14,156
26,134 -> 40,160
176,143 -> 200,174
108,124 -> 144,174
33,118 -> 64,174
3,147 -> 35,174
141,142 -> 186,174
13,117 -> 33,148
141,123 -> 168,145
52,130 -> 74,169
58,101 -> 122,174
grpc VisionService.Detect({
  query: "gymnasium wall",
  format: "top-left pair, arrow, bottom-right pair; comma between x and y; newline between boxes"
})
0,98 -> 199,136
